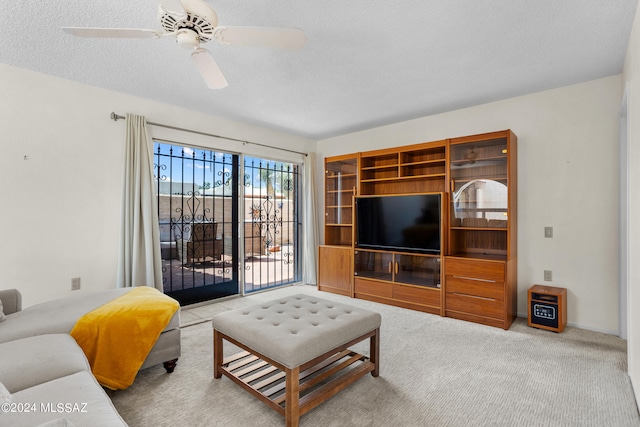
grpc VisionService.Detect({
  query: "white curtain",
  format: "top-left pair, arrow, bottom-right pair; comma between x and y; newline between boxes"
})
116,114 -> 163,290
302,152 -> 319,285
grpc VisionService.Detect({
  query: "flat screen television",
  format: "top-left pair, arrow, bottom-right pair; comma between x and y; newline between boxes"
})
355,193 -> 441,254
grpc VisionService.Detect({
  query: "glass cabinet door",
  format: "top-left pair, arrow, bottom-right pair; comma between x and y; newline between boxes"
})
354,250 -> 393,281
450,137 -> 508,229
325,158 -> 357,225
394,254 -> 440,288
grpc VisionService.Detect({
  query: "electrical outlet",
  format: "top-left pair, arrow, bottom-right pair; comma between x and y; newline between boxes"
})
544,226 -> 553,238
544,270 -> 552,282
71,277 -> 81,291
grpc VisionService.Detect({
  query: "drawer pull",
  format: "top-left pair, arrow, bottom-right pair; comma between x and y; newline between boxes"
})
452,275 -> 496,283
452,292 -> 496,302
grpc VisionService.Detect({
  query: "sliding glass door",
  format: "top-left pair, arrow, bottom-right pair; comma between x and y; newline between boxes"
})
154,142 -> 239,305
154,142 -> 301,305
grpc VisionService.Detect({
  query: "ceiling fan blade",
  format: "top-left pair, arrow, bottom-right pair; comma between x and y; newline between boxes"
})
62,27 -> 163,39
213,27 -> 306,50
191,48 -> 228,89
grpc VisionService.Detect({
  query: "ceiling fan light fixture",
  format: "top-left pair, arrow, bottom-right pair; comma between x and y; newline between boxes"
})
176,29 -> 200,49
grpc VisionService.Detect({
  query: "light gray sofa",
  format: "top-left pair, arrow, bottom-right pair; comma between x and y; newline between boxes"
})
0,334 -> 128,426
0,288 -> 182,426
0,288 -> 181,371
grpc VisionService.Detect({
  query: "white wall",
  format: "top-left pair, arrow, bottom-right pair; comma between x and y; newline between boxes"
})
622,2 -> 640,405
317,75 -> 622,334
0,64 -> 314,308
0,62 -> 626,335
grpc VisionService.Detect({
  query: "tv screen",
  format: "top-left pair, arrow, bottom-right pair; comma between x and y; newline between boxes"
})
356,194 -> 441,254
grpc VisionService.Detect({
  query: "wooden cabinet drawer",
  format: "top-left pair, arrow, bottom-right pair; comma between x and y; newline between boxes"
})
446,277 -> 504,301
393,284 -> 440,308
446,292 -> 504,319
354,278 -> 392,298
445,257 -> 505,283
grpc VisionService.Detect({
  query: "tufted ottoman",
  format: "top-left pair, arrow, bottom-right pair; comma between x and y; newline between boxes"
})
212,294 -> 381,427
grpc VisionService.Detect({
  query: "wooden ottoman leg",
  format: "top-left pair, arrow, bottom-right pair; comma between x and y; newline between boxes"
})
285,366 -> 300,427
213,329 -> 223,379
370,327 -> 380,377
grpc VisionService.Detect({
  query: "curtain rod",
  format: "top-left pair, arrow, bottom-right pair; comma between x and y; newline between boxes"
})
110,112 -> 308,157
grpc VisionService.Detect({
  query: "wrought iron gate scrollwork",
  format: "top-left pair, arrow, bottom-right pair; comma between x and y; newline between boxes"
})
154,142 -> 300,302
243,159 -> 300,292
154,142 -> 238,305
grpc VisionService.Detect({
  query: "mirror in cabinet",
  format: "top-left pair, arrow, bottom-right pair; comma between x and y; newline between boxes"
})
452,179 -> 508,229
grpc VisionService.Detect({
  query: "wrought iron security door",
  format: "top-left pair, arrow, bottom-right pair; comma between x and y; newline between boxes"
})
155,143 -> 301,304
243,157 -> 301,293
155,142 -> 239,306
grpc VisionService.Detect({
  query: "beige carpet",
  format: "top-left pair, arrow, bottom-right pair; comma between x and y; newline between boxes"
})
109,285 -> 640,426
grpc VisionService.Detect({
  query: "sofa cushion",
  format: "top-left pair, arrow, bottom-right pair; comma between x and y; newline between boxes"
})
0,289 -> 21,316
0,334 -> 89,393
0,288 -> 179,345
3,371 -> 127,427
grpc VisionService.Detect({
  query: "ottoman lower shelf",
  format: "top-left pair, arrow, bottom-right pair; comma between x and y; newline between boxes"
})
214,328 -> 379,427
211,294 -> 382,427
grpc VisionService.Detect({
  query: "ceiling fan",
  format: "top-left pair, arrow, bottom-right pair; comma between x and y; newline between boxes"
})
62,0 -> 306,89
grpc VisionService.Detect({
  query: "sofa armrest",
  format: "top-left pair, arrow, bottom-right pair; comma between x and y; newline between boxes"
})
0,289 -> 22,315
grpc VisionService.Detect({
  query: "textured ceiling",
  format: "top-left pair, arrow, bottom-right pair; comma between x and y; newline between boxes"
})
0,1 -> 637,139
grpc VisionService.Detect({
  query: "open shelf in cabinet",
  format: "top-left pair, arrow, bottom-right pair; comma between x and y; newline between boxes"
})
360,153 -> 398,168
360,166 -> 398,181
325,223 -> 354,247
400,164 -> 446,178
361,177 -> 445,195
359,143 -> 447,196
449,228 -> 507,257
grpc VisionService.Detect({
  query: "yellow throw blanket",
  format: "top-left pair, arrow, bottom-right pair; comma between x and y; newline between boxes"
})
70,287 -> 179,390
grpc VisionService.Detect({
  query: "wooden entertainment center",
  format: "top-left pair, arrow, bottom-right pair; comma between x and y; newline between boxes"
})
318,130 -> 517,329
